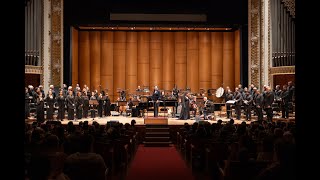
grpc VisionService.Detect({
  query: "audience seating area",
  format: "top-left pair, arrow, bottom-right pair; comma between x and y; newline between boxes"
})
24,118 -> 296,180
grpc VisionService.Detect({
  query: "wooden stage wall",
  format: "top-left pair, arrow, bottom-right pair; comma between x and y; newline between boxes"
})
72,28 -> 240,101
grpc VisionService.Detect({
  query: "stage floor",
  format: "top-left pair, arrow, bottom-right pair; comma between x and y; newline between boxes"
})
25,110 -> 295,126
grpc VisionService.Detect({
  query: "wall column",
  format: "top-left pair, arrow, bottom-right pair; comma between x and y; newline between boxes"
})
42,0 -> 51,93
51,0 -> 63,88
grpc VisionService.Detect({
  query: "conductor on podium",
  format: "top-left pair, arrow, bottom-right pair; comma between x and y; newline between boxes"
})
152,86 -> 161,117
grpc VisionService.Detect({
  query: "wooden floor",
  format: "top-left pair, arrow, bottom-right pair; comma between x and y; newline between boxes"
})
25,110 -> 295,126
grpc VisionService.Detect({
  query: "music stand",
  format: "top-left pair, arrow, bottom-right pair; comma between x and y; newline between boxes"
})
89,100 -> 99,121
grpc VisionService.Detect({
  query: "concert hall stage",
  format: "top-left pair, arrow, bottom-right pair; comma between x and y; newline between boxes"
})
25,111 -> 295,126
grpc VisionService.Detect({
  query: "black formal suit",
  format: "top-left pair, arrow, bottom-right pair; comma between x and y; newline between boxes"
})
46,95 -> 55,120
152,89 -> 160,117
36,94 -> 45,123
254,94 -> 264,122
66,94 -> 75,120
234,92 -> 243,120
281,90 -> 290,118
244,93 -> 253,120
56,95 -> 65,120
263,91 -> 274,122
75,95 -> 83,119
179,95 -> 190,120
82,95 -> 89,118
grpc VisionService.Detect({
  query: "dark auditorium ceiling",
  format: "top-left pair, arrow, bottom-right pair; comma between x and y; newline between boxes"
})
64,0 -> 248,29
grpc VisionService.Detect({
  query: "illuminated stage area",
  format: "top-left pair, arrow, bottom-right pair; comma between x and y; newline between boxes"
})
25,110 -> 295,126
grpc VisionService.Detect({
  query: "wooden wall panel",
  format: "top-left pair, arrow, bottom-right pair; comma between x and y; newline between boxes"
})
223,32 -> 235,91
174,32 -> 187,90
137,32 -> 150,89
162,32 -> 175,91
71,27 -> 78,87
89,31 -> 101,91
101,31 -> 114,100
75,30 -> 239,102
78,31 -> 90,88
126,32 -> 138,95
113,31 -> 126,100
234,30 -> 241,86
150,32 -> 162,91
187,32 -> 199,93
211,32 -> 223,101
199,32 -> 212,94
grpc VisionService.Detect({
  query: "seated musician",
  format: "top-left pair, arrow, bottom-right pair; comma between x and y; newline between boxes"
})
202,96 -> 213,120
190,96 -> 198,117
136,85 -> 143,92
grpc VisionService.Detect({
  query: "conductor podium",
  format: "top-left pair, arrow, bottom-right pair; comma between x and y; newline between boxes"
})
144,116 -> 168,125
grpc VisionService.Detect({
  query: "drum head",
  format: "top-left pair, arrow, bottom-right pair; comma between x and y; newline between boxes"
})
216,87 -> 224,98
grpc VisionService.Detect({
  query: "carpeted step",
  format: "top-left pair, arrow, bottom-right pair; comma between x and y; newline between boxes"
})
145,132 -> 170,137
143,141 -> 172,147
145,136 -> 170,142
145,127 -> 170,132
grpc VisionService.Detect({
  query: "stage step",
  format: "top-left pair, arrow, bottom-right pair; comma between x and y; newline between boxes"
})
144,124 -> 171,147
145,127 -> 170,132
145,132 -> 170,137
143,141 -> 172,147
145,136 -> 170,142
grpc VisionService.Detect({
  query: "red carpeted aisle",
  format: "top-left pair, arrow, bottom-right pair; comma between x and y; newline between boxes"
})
126,145 -> 195,180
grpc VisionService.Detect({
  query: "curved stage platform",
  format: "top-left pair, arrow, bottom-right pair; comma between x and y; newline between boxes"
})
25,111 -> 295,126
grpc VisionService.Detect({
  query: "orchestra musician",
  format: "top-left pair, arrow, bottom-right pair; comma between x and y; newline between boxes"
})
45,89 -> 55,121
263,86 -> 274,122
75,91 -> 83,120
120,90 -> 126,101
280,85 -> 290,119
254,90 -> 264,122
190,96 -> 198,117
234,88 -> 243,120
172,84 -> 179,99
202,96 -> 213,120
152,86 -> 161,117
56,89 -> 65,121
179,92 -> 190,120
66,89 -> 75,120
35,87 -> 45,122
243,90 -> 253,121
136,85 -> 143,92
